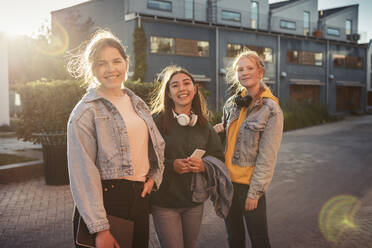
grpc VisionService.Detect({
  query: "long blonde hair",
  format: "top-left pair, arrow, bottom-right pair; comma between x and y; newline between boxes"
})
226,49 -> 267,94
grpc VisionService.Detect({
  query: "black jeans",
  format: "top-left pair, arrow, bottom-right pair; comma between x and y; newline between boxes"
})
224,182 -> 271,248
73,179 -> 150,248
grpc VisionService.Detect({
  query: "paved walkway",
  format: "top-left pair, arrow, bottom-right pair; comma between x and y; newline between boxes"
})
1,115 -> 372,247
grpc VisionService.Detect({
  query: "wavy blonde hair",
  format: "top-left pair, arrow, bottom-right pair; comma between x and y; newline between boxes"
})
225,49 -> 267,94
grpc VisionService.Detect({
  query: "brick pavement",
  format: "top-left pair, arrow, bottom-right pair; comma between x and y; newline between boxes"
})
1,115 -> 372,248
0,178 -> 226,248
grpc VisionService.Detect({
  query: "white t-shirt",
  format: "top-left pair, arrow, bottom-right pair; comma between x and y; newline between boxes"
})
100,91 -> 150,182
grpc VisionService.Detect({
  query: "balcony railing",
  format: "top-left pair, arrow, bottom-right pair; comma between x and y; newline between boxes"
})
131,2 -> 362,42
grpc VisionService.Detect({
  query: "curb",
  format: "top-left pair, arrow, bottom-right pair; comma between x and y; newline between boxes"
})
0,160 -> 44,184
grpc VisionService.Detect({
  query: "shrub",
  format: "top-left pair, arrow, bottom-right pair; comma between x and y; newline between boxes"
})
281,101 -> 337,131
208,109 -> 223,126
0,125 -> 12,132
16,79 -> 86,143
125,79 -> 158,105
133,26 -> 147,81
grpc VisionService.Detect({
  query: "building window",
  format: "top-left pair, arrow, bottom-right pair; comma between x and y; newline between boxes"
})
150,36 -> 174,54
327,27 -> 340,37
175,38 -> 209,57
346,19 -> 352,35
185,0 -> 194,19
251,1 -> 258,29
222,10 -> 241,22
333,54 -> 363,69
147,0 -> 172,12
290,85 -> 320,103
151,36 -> 209,57
280,20 -> 296,30
226,43 -> 273,63
286,50 -> 323,66
303,11 -> 310,35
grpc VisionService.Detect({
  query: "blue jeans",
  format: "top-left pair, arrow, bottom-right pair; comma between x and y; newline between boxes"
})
151,204 -> 204,248
224,182 -> 271,248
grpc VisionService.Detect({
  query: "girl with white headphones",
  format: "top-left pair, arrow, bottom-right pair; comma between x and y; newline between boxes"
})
150,65 -> 224,248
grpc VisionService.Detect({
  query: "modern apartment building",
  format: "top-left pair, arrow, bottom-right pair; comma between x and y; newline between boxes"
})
51,0 -> 368,114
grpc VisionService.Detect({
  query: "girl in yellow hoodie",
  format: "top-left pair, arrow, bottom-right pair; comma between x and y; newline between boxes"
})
214,50 -> 283,248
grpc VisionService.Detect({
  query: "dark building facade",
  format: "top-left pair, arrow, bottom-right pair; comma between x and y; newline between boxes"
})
51,0 -> 369,113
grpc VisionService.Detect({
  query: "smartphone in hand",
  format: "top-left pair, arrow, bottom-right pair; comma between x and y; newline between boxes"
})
189,149 -> 206,159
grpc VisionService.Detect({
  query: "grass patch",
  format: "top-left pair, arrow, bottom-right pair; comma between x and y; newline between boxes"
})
0,153 -> 37,166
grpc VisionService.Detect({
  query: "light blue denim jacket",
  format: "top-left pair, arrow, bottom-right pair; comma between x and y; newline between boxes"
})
222,92 -> 283,199
67,87 -> 165,234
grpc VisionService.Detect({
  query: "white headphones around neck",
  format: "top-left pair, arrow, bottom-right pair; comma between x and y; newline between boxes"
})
172,110 -> 198,127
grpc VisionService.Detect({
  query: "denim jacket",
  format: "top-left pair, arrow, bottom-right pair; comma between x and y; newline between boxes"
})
222,90 -> 283,199
191,156 -> 233,218
67,87 -> 165,234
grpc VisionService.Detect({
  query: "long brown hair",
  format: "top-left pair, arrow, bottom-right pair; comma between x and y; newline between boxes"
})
67,29 -> 129,89
151,65 -> 208,133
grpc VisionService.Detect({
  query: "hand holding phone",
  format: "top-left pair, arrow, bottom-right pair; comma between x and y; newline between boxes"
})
189,149 -> 206,159
188,149 -> 206,173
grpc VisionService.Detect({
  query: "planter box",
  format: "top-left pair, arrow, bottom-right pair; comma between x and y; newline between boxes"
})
34,132 -> 69,185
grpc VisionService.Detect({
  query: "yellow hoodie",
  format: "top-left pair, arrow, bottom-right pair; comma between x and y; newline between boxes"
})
225,87 -> 279,185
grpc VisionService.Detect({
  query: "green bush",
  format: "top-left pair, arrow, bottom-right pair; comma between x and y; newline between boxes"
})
0,125 -> 13,132
281,101 -> 337,131
133,26 -> 147,81
125,80 -> 158,105
207,101 -> 337,132
16,79 -> 86,143
208,109 -> 223,126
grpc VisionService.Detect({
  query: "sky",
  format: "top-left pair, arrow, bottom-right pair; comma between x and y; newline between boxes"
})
0,0 -> 371,42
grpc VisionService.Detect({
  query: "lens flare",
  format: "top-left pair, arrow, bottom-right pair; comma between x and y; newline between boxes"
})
36,21 -> 69,56
319,195 -> 361,243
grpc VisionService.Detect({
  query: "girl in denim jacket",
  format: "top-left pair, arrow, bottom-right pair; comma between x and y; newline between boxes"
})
67,30 -> 164,248
214,50 -> 283,248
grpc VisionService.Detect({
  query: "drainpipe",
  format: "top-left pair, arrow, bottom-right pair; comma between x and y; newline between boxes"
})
276,35 -> 280,98
215,26 -> 219,111
326,40 -> 329,109
137,15 -> 141,28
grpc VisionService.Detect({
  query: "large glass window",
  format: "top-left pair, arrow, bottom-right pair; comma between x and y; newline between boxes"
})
280,20 -> 296,30
151,36 -> 209,57
286,50 -> 323,66
175,38 -> 209,57
185,0 -> 194,19
333,54 -> 363,69
251,1 -> 258,29
327,27 -> 340,37
303,11 -> 310,35
150,36 -> 174,54
290,85 -> 320,103
346,19 -> 352,35
147,0 -> 172,12
226,43 -> 273,63
222,10 -> 241,22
